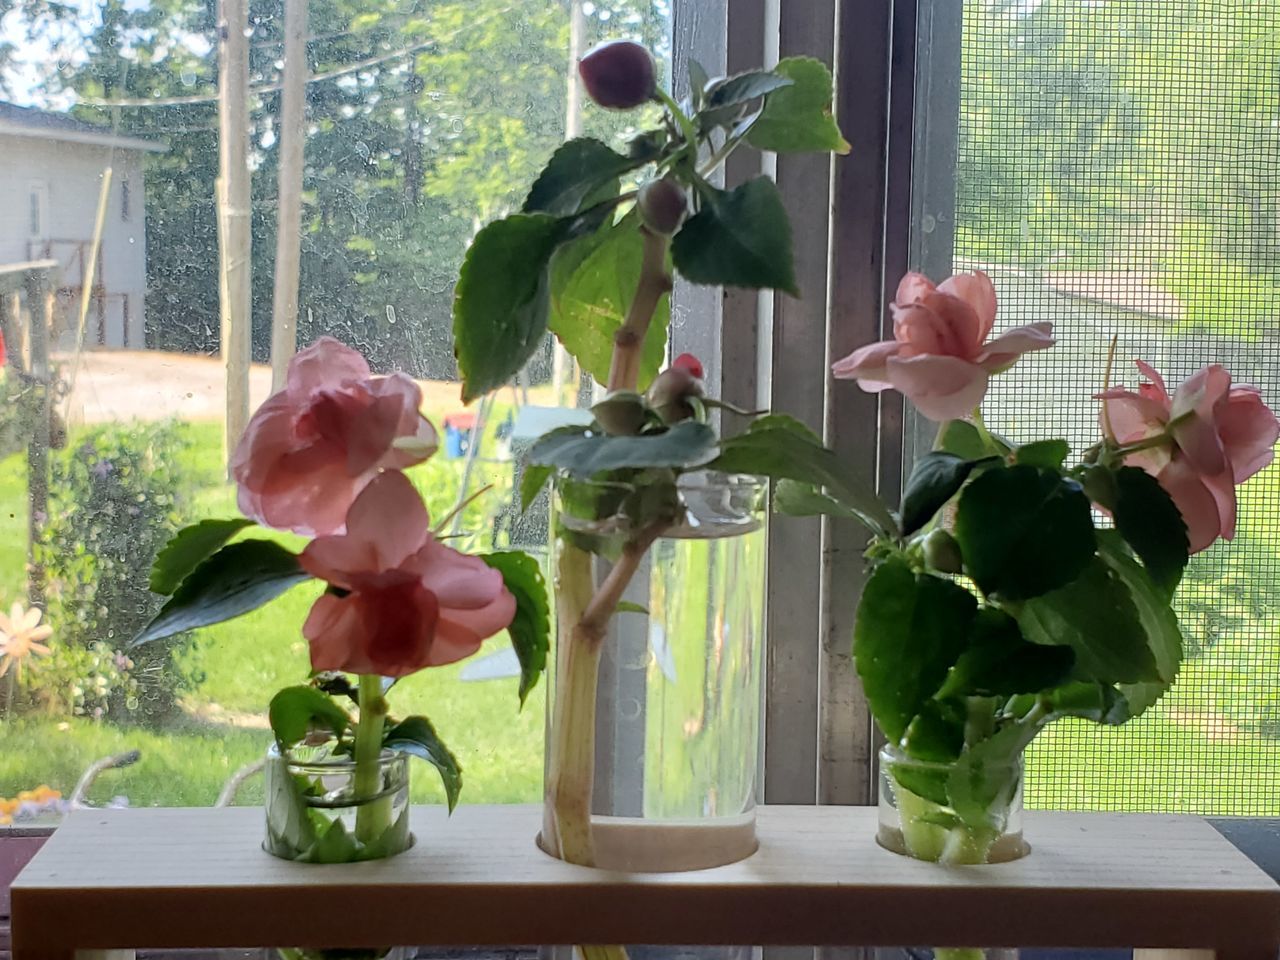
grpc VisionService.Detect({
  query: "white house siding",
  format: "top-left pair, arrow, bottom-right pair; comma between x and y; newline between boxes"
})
0,134 -> 148,349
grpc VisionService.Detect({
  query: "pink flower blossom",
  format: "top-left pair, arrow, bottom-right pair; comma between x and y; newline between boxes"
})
1098,360 -> 1279,554
231,337 -> 438,535
832,271 -> 1054,421
299,472 -> 515,677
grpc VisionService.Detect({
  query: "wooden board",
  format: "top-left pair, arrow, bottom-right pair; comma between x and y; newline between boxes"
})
10,806 -> 1280,959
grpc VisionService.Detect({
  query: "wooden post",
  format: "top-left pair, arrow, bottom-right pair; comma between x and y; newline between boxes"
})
269,0 -> 308,391
24,270 -> 51,607
550,0 -> 585,405
217,0 -> 253,469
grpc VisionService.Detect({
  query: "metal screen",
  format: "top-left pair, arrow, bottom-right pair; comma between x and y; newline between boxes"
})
940,0 -> 1280,813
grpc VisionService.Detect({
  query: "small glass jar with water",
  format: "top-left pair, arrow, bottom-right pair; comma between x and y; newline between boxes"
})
544,471 -> 767,872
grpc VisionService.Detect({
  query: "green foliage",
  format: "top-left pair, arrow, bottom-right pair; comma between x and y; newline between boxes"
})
268,685 -> 351,747
853,557 -> 976,743
938,608 -> 1075,699
1012,439 -> 1070,470
528,421 -> 717,477
899,451 -> 991,536
36,421 -> 199,722
384,715 -> 463,812
672,178 -> 798,295
135,540 -> 311,645
149,518 -> 255,595
746,57 -> 850,155
954,464 -> 1095,601
478,551 -> 550,705
523,138 -> 638,217
548,213 -> 670,390
1111,466 -> 1190,600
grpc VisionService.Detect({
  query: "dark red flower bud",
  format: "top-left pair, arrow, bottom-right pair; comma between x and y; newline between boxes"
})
673,353 -> 704,380
578,40 -> 657,110
638,178 -> 688,235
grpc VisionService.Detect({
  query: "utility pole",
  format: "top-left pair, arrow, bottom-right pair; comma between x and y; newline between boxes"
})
551,0 -> 585,407
270,0 -> 308,391
218,0 -> 252,468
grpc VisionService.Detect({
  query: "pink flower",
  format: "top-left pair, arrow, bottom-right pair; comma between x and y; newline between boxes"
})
299,471 -> 516,677
231,337 -> 438,535
832,271 -> 1054,421
1098,360 -> 1279,554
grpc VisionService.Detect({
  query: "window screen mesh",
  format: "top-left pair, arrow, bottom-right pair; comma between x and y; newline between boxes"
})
950,0 -> 1280,813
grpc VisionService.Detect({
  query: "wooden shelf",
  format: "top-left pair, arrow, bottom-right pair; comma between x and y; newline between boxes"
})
10,805 -> 1280,960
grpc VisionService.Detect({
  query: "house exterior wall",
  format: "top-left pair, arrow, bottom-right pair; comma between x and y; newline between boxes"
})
0,134 -> 147,348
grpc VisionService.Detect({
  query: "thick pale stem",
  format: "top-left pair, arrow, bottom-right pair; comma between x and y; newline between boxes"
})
354,673 -> 389,844
545,526 -> 665,866
607,227 -> 672,392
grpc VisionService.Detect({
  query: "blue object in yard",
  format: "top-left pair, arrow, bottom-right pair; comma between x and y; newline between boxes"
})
443,412 -> 477,459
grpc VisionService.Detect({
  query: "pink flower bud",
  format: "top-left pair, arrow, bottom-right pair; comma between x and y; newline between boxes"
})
578,41 -> 657,110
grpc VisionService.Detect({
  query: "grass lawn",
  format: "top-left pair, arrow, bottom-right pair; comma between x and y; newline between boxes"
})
0,417 -> 545,807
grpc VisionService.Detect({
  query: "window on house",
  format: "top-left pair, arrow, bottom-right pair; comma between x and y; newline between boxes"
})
909,0 -> 1280,815
26,182 -> 47,240
0,0 -> 674,818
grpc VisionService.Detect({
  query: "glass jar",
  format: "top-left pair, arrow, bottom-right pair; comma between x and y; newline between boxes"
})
877,744 -> 1027,865
542,471 -> 767,872
263,743 -> 412,863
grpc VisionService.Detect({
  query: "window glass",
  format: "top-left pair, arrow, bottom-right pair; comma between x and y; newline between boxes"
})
0,0 -> 672,818
928,0 -> 1280,812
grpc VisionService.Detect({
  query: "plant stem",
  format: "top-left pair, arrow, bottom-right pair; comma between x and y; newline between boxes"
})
353,673 -> 389,844
607,227 -> 672,392
546,525 -> 666,866
970,407 -> 1001,456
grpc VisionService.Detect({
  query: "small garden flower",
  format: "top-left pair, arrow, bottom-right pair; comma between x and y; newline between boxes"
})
0,601 -> 53,680
231,337 -> 439,536
832,271 -> 1054,421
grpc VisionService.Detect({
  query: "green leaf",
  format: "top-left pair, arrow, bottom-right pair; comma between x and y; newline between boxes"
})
1111,466 -> 1190,600
268,685 -> 352,747
264,762 -> 318,858
773,478 -> 866,522
479,551 -> 550,705
697,71 -> 793,131
519,462 -> 554,512
710,414 -> 897,537
528,421 -> 717,477
616,600 -> 649,615
384,715 -> 463,812
901,699 -> 966,763
688,59 -> 710,110
1045,682 -> 1130,725
307,818 -> 360,864
938,608 -> 1075,698
1013,439 -> 1070,470
1017,558 -> 1162,684
523,138 -> 639,217
853,557 -> 977,742
149,517 -> 255,595
133,540 -> 311,645
454,213 -> 566,404
954,464 -> 1095,601
947,721 -> 1039,833
746,56 -> 850,155
548,212 -> 670,390
936,419 -> 1011,460
900,451 -> 989,535
1096,531 -> 1184,717
672,178 -> 798,295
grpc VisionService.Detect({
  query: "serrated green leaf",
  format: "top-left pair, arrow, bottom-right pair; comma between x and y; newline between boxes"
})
954,464 -> 1095,601
672,178 -> 798,295
150,517 -> 255,595
454,213 -> 566,404
853,557 -> 977,742
384,715 -> 463,812
947,722 -> 1038,834
1017,558 -> 1162,684
746,56 -> 850,155
133,540 -> 310,645
1013,439 -> 1070,470
938,607 -> 1075,699
523,138 -> 639,217
887,760 -> 951,809
773,478 -> 866,522
710,414 -> 897,537
479,551 -> 550,705
268,685 -> 351,747
548,212 -> 669,391
528,421 -> 717,477
1112,466 -> 1189,600
307,817 -> 360,864
900,451 -> 989,535
901,699 -> 966,763
697,71 -> 793,131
